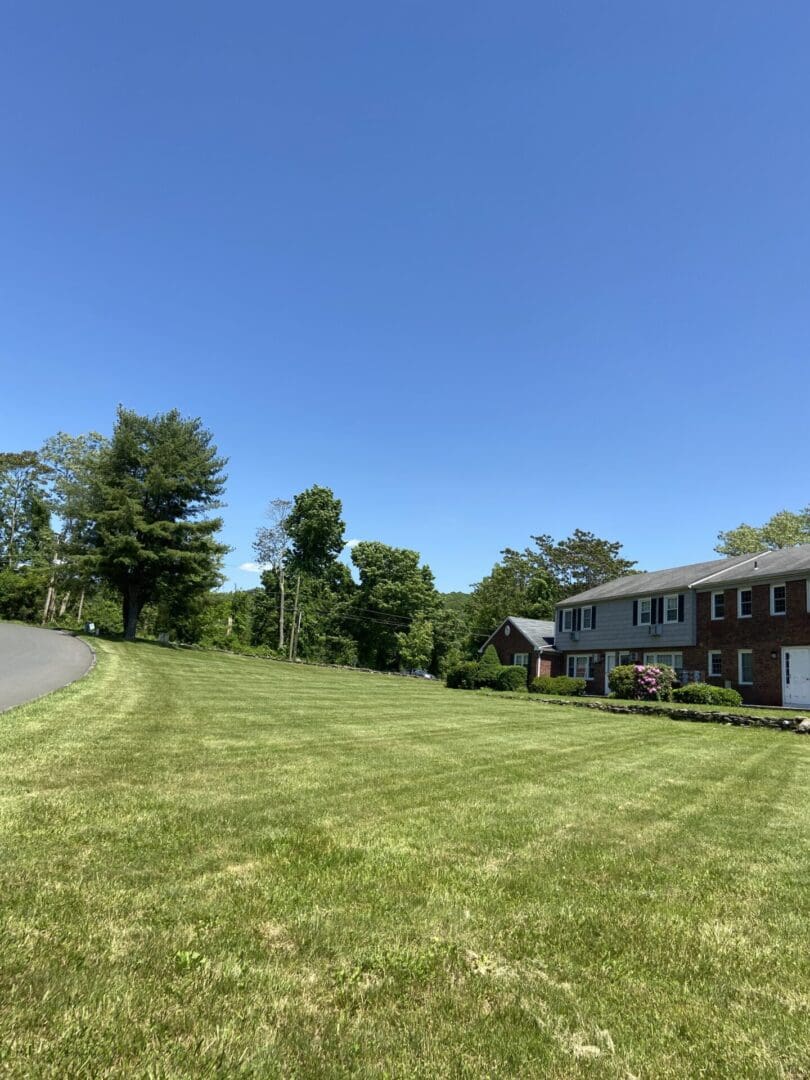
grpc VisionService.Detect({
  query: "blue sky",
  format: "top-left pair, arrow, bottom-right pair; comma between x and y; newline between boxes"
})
2,2 -> 808,591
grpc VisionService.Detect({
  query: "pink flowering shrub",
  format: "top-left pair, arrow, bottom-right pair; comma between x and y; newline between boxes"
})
608,663 -> 675,701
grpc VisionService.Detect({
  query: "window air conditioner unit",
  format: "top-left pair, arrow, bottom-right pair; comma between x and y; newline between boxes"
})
570,631 -> 579,641
650,624 -> 662,636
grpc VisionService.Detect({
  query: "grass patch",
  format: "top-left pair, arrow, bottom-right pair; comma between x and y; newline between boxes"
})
0,640 -> 808,1077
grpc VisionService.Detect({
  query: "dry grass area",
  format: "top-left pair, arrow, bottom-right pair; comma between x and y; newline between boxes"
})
0,639 -> 808,1077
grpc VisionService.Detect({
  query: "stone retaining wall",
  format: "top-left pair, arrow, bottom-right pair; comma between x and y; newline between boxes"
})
530,696 -> 810,734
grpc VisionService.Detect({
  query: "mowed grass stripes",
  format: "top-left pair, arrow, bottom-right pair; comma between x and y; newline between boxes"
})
0,640 -> 808,1078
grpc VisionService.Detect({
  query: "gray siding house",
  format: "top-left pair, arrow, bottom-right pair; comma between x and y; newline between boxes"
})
553,554 -> 758,693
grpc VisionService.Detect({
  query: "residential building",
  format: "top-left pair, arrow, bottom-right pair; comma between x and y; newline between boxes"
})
553,545 -> 810,706
479,617 -> 560,682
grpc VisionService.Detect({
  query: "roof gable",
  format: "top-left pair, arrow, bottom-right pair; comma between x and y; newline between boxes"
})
480,616 -> 556,653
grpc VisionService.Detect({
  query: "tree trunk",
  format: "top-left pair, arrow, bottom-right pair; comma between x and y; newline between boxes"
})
123,586 -> 141,641
58,592 -> 71,618
278,566 -> 286,651
41,535 -> 62,625
288,575 -> 300,661
76,588 -> 85,623
41,584 -> 55,626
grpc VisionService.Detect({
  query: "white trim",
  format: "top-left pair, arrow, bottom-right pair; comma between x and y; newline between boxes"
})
738,649 -> 753,685
562,609 -> 573,632
711,591 -> 725,620
770,583 -> 787,616
688,552 -> 767,588
737,587 -> 752,619
639,597 -> 652,625
512,652 -> 529,667
664,594 -> 679,623
581,606 -> 593,631
707,650 -> 723,678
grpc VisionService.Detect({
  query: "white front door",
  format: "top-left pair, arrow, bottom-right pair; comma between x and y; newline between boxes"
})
605,652 -> 618,695
783,647 -> 810,706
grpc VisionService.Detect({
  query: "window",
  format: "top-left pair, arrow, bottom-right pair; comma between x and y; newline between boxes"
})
562,609 -> 573,632
644,652 -> 684,671
771,584 -> 786,615
738,650 -> 753,685
618,652 -> 635,665
512,653 -> 529,667
711,592 -> 725,620
581,606 -> 592,630
708,651 -> 723,677
567,655 -> 591,680
665,595 -> 679,623
639,598 -> 652,625
738,588 -> 752,618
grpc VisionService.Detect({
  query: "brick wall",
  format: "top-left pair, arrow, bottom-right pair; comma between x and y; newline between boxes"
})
696,578 -> 810,705
483,622 -> 562,684
485,622 -> 535,667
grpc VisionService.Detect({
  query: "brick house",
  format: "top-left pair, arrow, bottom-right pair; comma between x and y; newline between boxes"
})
552,545 -> 810,707
479,617 -> 561,683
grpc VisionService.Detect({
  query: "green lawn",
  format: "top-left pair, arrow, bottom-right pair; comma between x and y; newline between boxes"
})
1,642 -> 808,1078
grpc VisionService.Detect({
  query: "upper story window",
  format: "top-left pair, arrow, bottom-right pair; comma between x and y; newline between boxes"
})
738,588 -> 752,618
770,584 -> 786,616
711,592 -> 725,620
633,595 -> 683,626
559,606 -> 597,633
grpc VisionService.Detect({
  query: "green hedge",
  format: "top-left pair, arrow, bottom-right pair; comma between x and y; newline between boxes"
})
477,646 -> 503,688
494,666 -> 528,692
445,661 -> 480,690
672,683 -> 743,706
530,675 -> 587,696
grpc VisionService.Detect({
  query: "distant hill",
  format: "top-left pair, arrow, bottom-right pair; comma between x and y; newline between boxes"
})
440,591 -> 471,615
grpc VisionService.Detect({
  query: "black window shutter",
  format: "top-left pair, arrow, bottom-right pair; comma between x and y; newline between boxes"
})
678,594 -> 685,622
557,610 -> 563,631
632,600 -> 638,626
658,597 -> 664,624
591,605 -> 597,629
575,608 -> 581,631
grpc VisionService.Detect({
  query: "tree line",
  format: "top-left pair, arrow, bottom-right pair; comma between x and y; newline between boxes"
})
2,405 -> 806,673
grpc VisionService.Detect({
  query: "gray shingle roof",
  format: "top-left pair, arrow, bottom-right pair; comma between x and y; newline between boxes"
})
556,553 -> 760,606
501,617 -> 556,650
693,543 -> 810,586
479,616 -> 557,653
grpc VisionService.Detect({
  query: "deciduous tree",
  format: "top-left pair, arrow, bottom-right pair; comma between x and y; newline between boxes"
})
531,529 -> 637,597
715,509 -> 810,555
350,541 -> 439,670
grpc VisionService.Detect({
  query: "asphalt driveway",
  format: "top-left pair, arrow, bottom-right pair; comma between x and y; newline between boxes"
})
0,623 -> 94,712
